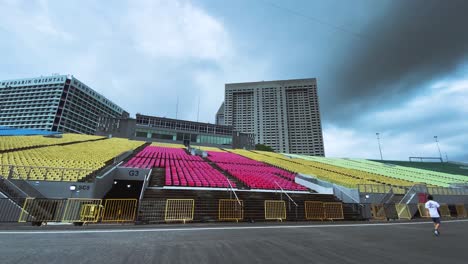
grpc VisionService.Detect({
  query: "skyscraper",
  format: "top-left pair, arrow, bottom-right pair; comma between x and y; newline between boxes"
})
0,74 -> 128,134
223,78 -> 324,156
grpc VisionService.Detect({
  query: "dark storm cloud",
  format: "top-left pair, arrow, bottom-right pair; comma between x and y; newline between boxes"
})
322,0 -> 468,122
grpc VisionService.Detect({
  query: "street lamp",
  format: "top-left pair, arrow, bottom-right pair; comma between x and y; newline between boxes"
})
376,132 -> 383,160
434,136 -> 443,162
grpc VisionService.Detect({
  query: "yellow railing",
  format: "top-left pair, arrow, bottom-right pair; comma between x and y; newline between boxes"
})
165,199 -> 195,223
395,204 -> 412,220
371,204 -> 387,220
304,201 -> 325,220
323,202 -> 344,220
218,199 -> 243,222
101,199 -> 137,223
19,198 -> 67,223
455,204 -> 467,218
62,198 -> 102,223
264,200 -> 286,221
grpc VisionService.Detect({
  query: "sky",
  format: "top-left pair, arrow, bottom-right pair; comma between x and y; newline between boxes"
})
1,0 -> 467,162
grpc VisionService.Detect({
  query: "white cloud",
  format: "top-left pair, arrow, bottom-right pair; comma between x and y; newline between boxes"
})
0,0 -> 72,44
127,0 -> 232,62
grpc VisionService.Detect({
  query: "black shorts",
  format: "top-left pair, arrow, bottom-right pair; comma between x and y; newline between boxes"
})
431,217 -> 441,224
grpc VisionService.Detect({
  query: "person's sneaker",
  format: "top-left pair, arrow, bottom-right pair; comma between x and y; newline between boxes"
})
434,230 -> 440,236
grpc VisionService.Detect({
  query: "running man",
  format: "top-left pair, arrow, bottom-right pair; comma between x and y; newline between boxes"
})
425,195 -> 441,236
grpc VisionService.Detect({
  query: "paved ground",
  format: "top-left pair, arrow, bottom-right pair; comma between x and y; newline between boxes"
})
0,220 -> 467,264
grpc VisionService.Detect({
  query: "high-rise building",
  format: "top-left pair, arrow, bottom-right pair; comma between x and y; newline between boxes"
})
215,102 -> 225,125
223,78 -> 325,156
0,74 -> 128,134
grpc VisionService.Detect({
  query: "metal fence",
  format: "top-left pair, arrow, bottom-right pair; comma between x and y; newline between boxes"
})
358,183 -> 468,196
101,199 -> 137,223
1,197 -> 467,224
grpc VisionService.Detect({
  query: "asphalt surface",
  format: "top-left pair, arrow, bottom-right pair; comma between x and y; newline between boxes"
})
0,220 -> 467,264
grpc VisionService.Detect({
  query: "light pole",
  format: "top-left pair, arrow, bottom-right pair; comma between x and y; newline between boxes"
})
434,136 -> 443,162
376,132 -> 383,160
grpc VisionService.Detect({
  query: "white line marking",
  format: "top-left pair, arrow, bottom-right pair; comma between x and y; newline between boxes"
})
0,219 -> 467,235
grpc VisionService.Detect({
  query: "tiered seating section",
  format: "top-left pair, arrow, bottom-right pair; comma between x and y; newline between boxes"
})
207,151 -> 307,191
229,150 -> 414,189
0,137 -> 144,181
125,146 -> 235,188
279,154 -> 468,188
0,134 -> 103,152
375,160 -> 468,177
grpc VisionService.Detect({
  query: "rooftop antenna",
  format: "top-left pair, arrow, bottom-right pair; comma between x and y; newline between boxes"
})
175,96 -> 179,119
197,96 -> 200,122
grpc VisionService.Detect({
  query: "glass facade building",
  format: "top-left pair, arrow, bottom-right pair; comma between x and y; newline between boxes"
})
0,75 -> 128,134
135,114 -> 233,146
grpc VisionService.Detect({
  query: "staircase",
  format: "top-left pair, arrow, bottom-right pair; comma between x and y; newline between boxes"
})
148,168 -> 165,187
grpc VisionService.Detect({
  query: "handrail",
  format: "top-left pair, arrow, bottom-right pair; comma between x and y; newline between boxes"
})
274,181 -> 298,207
136,169 -> 152,222
377,186 -> 394,204
0,176 -> 29,198
399,184 -> 425,205
138,169 -> 152,203
226,178 -> 241,206
334,184 -> 361,205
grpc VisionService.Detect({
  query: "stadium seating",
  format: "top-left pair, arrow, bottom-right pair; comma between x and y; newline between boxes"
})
0,134 -> 103,152
207,151 -> 307,191
230,150 -> 375,188
125,146 -> 235,188
375,160 -> 468,177
0,138 -> 144,181
285,155 -> 468,187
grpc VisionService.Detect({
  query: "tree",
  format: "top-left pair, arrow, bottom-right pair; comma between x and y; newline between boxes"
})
255,144 -> 275,152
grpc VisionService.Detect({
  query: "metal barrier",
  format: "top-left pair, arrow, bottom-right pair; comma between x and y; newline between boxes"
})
138,199 -> 166,223
395,204 -> 412,220
304,201 -> 325,220
439,204 -> 451,218
101,199 -> 137,223
324,202 -> 344,220
0,198 -> 23,222
455,204 -> 467,218
218,199 -> 243,222
165,199 -> 194,223
264,200 -> 286,221
417,203 -> 430,218
62,198 -> 102,223
371,204 -> 387,220
19,198 -> 67,223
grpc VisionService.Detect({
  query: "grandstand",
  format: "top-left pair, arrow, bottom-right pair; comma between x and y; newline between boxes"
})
230,150 -> 384,188
0,133 -> 103,152
286,155 -> 468,187
0,134 -> 466,227
374,160 -> 468,177
125,146 -> 235,188
207,151 -> 307,191
0,135 -> 144,181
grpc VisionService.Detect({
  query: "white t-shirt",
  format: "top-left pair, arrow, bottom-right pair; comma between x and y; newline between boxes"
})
425,200 -> 440,218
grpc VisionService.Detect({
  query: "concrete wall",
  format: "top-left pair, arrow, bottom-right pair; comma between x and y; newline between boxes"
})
113,167 -> 151,181
25,180 -> 95,199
